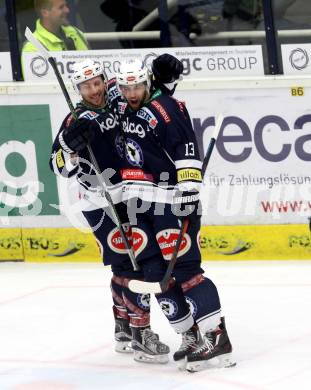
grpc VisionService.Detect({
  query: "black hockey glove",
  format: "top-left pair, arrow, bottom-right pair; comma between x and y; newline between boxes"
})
152,54 -> 184,95
59,118 -> 95,154
172,190 -> 201,224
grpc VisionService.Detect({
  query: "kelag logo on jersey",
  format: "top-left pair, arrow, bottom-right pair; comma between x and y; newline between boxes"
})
125,138 -> 144,168
98,112 -> 119,132
137,107 -> 158,129
0,105 -> 59,217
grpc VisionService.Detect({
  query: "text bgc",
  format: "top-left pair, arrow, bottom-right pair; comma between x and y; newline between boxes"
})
51,55 -> 258,79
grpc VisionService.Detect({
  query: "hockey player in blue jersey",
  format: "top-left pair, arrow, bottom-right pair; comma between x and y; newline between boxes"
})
49,59 -> 171,364
115,59 -> 235,372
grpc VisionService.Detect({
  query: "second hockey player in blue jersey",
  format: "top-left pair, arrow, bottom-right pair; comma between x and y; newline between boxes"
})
115,58 -> 236,373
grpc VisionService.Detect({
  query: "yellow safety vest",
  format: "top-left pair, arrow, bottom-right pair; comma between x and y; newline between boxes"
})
22,19 -> 89,52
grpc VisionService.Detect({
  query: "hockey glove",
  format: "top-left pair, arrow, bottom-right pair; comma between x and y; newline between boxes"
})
172,190 -> 201,224
59,118 -> 95,154
152,54 -> 184,95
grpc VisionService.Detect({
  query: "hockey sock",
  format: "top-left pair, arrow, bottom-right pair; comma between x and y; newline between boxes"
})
111,275 -> 129,320
122,281 -> 151,328
181,274 -> 222,333
155,282 -> 194,333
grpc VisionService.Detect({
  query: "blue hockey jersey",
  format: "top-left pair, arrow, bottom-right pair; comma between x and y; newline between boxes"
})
49,101 -> 123,208
116,89 -> 202,203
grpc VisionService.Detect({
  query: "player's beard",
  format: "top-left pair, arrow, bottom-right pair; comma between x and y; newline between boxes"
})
141,89 -> 150,108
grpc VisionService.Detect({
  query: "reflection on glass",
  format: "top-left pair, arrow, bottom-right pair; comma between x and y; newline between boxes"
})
14,1 -> 275,74
273,0 -> 311,73
76,1 -> 267,53
166,1 -> 264,47
273,0 -> 311,30
98,0 -> 160,48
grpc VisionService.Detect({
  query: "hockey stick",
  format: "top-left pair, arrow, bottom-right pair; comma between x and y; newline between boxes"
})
128,114 -> 224,293
24,27 -> 139,271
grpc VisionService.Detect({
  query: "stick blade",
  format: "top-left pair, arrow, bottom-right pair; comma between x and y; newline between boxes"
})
128,279 -> 162,294
24,27 -> 50,59
212,114 -> 224,140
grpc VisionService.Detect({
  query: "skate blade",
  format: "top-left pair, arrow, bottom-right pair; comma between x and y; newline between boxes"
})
115,341 -> 133,353
186,353 -> 236,373
173,357 -> 187,371
134,351 -> 169,364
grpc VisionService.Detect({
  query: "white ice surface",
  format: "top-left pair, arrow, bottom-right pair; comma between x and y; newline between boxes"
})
0,261 -> 310,390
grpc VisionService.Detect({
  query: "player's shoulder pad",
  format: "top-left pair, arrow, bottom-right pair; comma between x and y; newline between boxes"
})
64,107 -> 82,128
136,106 -> 158,129
172,97 -> 187,115
64,112 -> 75,128
78,110 -> 99,120
149,96 -> 172,124
64,105 -> 91,127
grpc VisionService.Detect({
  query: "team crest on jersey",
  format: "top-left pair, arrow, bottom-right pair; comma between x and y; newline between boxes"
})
137,107 -> 158,129
158,298 -> 178,319
137,294 -> 150,309
79,110 -> 99,120
107,223 -> 133,254
185,296 -> 198,317
118,101 -> 127,115
156,229 -> 191,260
125,138 -> 144,167
131,227 -> 147,256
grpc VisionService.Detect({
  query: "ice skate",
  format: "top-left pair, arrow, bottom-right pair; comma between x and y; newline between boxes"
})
186,317 -> 236,372
114,317 -> 133,353
131,326 -> 170,364
173,323 -> 203,370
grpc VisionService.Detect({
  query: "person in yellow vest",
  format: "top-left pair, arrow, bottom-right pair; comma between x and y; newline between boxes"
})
22,0 -> 89,53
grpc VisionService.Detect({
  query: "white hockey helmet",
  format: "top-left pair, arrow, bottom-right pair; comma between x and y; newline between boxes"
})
116,59 -> 150,89
71,59 -> 107,94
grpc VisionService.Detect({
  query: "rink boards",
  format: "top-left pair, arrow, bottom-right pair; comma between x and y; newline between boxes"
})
1,224 -> 310,262
2,76 -> 311,261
